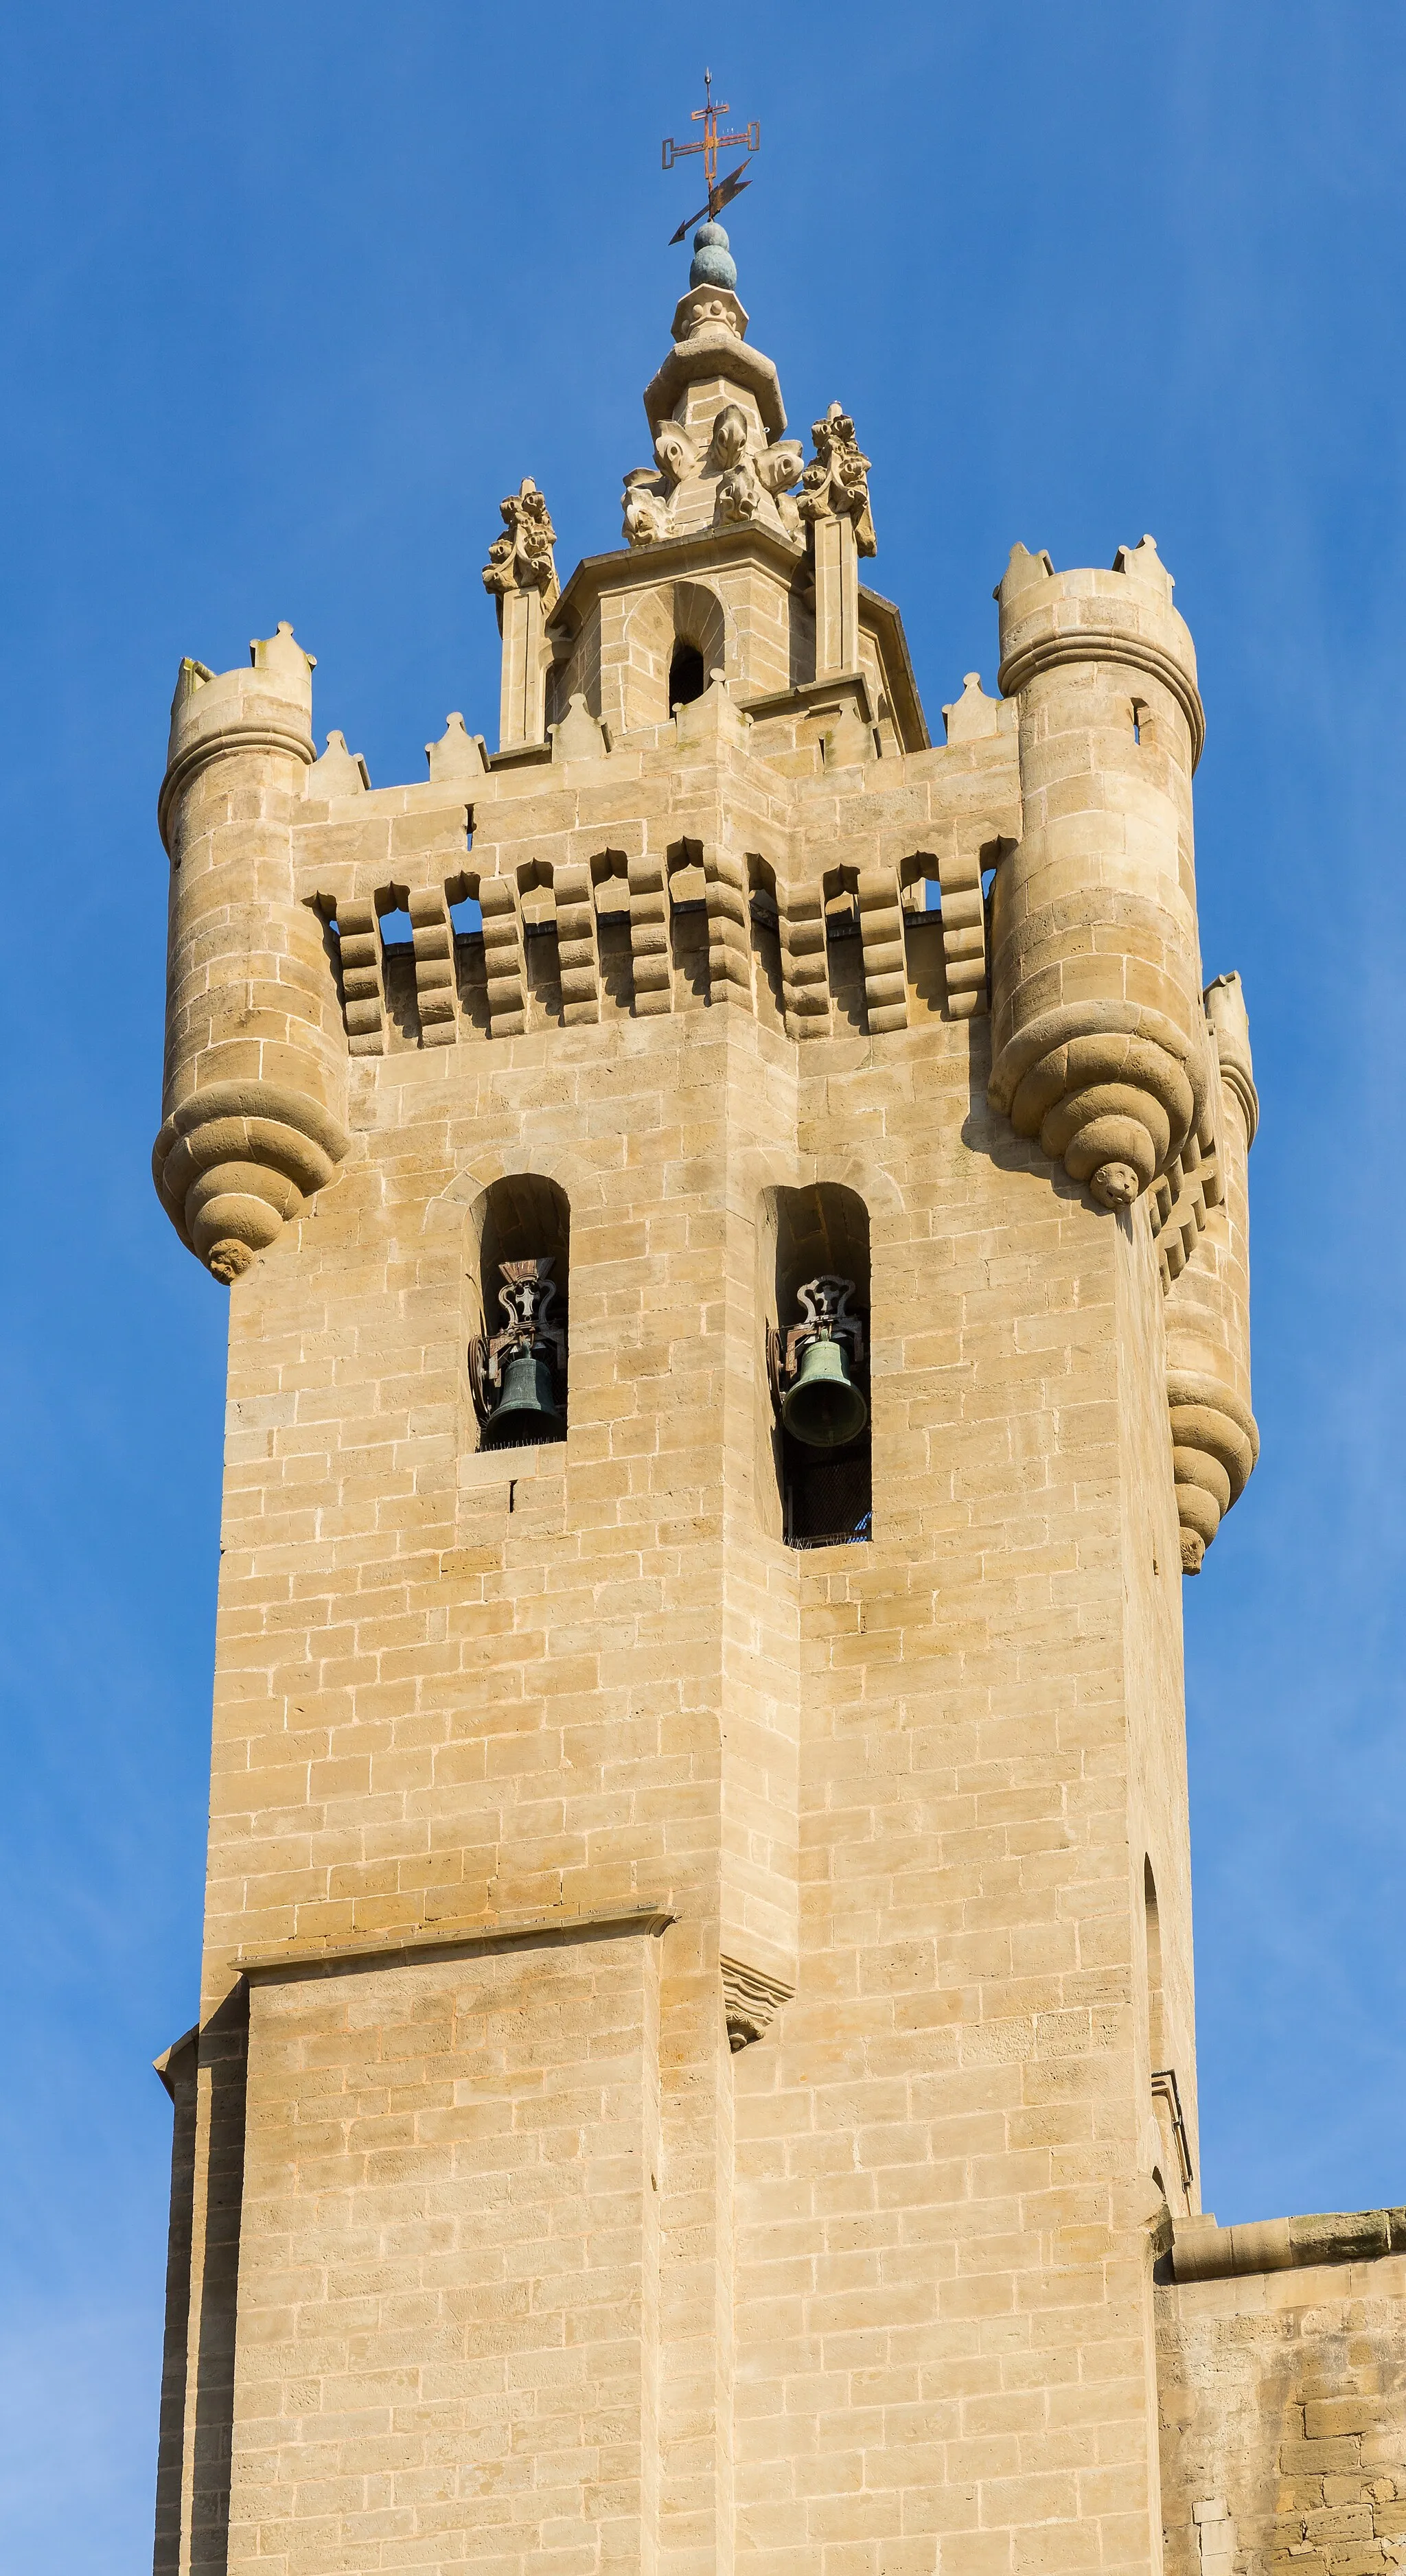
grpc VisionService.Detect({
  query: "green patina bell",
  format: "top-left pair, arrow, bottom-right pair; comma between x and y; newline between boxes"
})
781,1335 -> 868,1451
482,1347 -> 566,1450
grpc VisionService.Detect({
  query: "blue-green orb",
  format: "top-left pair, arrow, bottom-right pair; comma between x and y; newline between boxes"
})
689,222 -> 737,291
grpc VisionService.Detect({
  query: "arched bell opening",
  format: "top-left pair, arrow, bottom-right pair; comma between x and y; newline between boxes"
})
616,579 -> 728,731
668,642 -> 706,708
671,578 -> 727,704
761,1183 -> 872,1549
467,1174 -> 571,1454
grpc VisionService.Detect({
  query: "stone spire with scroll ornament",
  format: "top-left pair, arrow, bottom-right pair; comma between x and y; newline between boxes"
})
621,220 -> 805,549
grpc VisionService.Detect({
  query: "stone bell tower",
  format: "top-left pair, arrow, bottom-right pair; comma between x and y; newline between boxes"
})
153,210 -> 1366,2576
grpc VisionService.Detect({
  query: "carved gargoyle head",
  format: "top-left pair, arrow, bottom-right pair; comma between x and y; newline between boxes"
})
709,403 -> 752,472
622,469 -> 671,548
653,420 -> 700,489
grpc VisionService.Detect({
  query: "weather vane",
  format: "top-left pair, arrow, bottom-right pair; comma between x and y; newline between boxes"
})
661,69 -> 760,245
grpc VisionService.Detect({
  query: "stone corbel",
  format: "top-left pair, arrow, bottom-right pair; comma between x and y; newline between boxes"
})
409,892 -> 457,1047
1164,973 -> 1260,1573
152,1082 -> 351,1286
335,901 -> 387,1056
781,885 -> 829,1038
722,1955 -> 794,2052
555,866 -> 600,1026
857,869 -> 908,1033
1166,1376 -> 1258,1575
936,834 -> 996,1021
479,877 -> 527,1038
627,857 -> 671,1016
704,846 -> 751,1006
482,478 -> 559,752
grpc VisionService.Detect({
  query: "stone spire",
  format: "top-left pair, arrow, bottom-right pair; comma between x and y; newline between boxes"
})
623,222 -> 803,548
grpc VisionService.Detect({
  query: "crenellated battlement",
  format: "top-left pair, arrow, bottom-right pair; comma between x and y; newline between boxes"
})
282,662 -> 1016,1056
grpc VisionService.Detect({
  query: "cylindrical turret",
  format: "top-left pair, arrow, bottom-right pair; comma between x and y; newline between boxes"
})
153,623 -> 350,1284
1164,973 -> 1260,1572
988,537 -> 1209,1208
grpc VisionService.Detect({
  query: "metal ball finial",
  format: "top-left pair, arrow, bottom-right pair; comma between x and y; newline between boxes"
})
690,221 -> 737,290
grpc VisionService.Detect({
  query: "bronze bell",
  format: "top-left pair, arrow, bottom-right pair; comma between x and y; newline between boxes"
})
781,1334 -> 868,1450
482,1347 -> 566,1450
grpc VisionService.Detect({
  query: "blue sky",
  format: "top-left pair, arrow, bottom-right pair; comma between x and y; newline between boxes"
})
2,3 -> 1404,2564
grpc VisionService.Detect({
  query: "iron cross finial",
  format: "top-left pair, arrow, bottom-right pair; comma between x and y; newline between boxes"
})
661,72 -> 760,245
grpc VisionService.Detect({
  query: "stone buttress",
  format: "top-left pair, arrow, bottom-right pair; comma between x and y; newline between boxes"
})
147,220 -> 1396,2576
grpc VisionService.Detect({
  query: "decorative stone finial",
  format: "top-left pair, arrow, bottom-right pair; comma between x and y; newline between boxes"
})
690,220 -> 737,291
251,621 -> 316,684
798,404 -> 876,556
482,477 -> 559,607
426,711 -> 487,782
308,730 -> 369,794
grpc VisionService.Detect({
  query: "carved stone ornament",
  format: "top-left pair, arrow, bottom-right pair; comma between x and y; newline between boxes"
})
673,286 -> 745,342
653,419 -> 701,488
721,1955 -> 794,2051
481,477 -> 560,606
716,454 -> 763,526
756,439 -> 804,538
708,404 -> 777,529
754,440 -> 804,497
468,1257 -> 566,1426
709,403 -> 751,472
622,469 -> 672,548
798,402 -> 876,555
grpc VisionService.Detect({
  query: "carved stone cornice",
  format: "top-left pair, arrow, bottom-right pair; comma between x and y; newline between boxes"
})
234,1904 -> 676,1979
158,723 -> 316,854
996,627 -> 1206,769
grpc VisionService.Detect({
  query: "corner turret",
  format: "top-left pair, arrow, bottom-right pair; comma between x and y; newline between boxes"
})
153,625 -> 351,1282
987,535 -> 1208,1209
